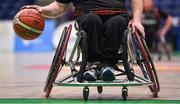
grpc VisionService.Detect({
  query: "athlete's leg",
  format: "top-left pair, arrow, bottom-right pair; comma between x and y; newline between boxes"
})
101,14 -> 129,65
76,12 -> 103,62
100,14 -> 129,81
75,13 -> 104,81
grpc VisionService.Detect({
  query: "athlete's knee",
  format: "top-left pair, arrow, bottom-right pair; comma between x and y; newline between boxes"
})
81,12 -> 102,25
109,15 -> 128,27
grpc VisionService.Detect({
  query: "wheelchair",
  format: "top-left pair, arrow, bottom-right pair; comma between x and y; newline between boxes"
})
43,22 -> 160,101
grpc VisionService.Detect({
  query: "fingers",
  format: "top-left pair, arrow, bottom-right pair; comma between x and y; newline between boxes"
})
128,20 -> 145,37
20,5 -> 28,10
128,21 -> 138,34
136,25 -> 145,36
20,5 -> 35,10
20,5 -> 39,10
160,36 -> 166,43
128,20 -> 132,28
131,24 -> 136,33
20,5 -> 42,13
128,20 -> 135,33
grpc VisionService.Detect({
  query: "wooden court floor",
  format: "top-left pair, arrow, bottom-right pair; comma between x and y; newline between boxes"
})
0,52 -> 180,101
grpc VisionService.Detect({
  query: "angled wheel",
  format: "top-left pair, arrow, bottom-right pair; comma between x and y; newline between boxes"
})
132,31 -> 159,97
44,25 -> 72,97
141,38 -> 160,92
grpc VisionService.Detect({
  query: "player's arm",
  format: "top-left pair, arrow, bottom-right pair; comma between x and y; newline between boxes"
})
129,0 -> 145,36
21,1 -> 68,18
158,10 -> 173,38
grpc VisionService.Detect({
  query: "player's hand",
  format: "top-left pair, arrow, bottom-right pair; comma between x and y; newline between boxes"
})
157,29 -> 167,43
128,20 -> 145,37
21,5 -> 43,13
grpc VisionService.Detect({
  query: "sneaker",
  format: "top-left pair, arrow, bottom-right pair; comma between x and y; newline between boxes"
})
100,67 -> 115,81
83,69 -> 97,81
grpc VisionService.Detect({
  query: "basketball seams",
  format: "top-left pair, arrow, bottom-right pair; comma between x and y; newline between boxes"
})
14,24 -> 39,38
18,16 -> 44,30
18,9 -> 44,22
15,9 -> 44,30
13,9 -> 44,40
19,15 -> 44,23
14,18 -> 42,34
14,16 -> 44,31
19,9 -> 41,18
14,24 -> 40,40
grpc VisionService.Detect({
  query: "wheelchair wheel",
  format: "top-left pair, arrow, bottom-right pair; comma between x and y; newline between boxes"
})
133,31 -> 159,97
141,37 -> 160,92
44,25 -> 72,97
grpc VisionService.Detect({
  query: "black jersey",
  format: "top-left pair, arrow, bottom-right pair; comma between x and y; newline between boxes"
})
56,0 -> 126,11
142,8 -> 168,35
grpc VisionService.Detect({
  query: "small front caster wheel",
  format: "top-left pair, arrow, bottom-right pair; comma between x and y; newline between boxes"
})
122,87 -> 128,101
97,86 -> 103,94
83,87 -> 89,101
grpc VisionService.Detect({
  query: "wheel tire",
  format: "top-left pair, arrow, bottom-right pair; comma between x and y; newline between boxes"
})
141,38 -> 160,92
133,32 -> 158,97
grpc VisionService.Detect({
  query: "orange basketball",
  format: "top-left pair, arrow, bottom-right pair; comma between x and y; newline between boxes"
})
13,8 -> 45,40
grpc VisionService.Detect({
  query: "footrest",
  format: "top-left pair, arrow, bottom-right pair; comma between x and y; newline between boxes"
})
53,79 -> 152,87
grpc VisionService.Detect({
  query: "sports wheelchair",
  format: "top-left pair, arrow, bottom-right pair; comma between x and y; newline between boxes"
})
43,22 -> 160,101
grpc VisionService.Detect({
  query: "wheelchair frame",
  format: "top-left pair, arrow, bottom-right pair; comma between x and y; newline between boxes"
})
43,23 -> 160,101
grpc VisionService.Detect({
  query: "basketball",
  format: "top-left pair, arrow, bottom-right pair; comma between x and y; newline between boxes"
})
13,8 -> 45,40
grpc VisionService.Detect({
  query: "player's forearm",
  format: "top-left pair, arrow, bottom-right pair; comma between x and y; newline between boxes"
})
162,16 -> 172,33
131,0 -> 143,22
41,1 -> 67,18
